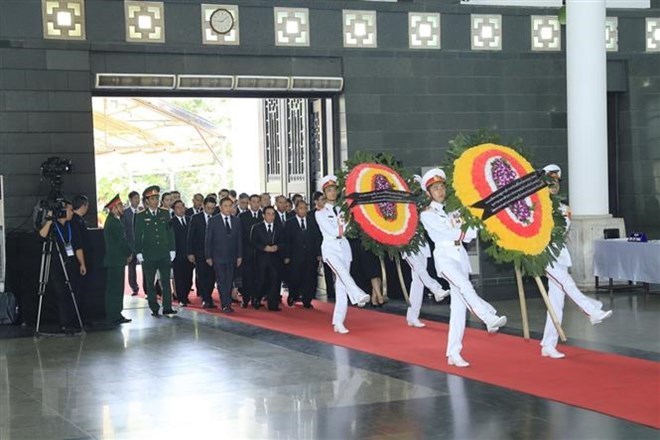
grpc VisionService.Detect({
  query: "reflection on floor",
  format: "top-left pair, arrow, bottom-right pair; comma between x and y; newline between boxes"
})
0,289 -> 658,439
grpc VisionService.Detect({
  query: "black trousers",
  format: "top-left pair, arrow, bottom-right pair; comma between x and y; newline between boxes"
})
288,257 -> 318,306
323,262 -> 335,299
127,255 -> 139,293
195,255 -> 216,304
240,258 -> 258,305
47,257 -> 80,327
172,257 -> 194,302
257,260 -> 281,309
212,261 -> 235,309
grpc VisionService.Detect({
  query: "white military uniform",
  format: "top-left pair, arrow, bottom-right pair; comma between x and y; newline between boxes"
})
541,168 -> 606,350
420,200 -> 502,357
316,199 -> 369,328
403,241 -> 448,325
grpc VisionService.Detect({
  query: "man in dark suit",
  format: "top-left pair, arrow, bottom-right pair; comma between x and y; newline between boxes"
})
122,190 -> 141,296
170,200 -> 194,306
205,197 -> 242,313
251,206 -> 285,311
187,196 -> 217,308
185,193 -> 204,217
274,195 -> 294,228
284,200 -> 321,309
238,194 -> 263,309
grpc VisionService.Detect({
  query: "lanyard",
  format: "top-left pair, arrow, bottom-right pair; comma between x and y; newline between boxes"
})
55,222 -> 72,245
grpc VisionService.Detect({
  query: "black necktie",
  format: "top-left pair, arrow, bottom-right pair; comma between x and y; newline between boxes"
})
267,224 -> 272,235
253,212 -> 257,219
206,214 -> 210,224
333,206 -> 338,215
180,218 -> 184,226
224,216 -> 231,233
301,218 -> 306,230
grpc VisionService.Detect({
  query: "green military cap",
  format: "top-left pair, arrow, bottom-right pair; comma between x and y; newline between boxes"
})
104,193 -> 122,211
143,185 -> 160,199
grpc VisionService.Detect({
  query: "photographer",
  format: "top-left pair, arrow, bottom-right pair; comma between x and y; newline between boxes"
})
38,200 -> 87,332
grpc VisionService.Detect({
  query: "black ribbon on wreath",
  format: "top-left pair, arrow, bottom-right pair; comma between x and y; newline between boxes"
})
471,169 -> 547,220
346,189 -> 417,208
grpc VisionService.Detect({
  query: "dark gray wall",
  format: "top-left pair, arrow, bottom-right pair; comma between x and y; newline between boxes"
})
1,0 -> 658,245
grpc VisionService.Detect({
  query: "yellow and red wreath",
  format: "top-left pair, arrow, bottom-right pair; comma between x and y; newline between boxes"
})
345,163 -> 418,246
337,152 -> 426,259
453,143 -> 554,255
444,133 -> 566,276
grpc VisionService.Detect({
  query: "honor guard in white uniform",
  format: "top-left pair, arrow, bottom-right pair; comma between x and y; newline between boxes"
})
540,164 -> 613,359
403,175 -> 449,328
419,168 -> 507,368
316,175 -> 371,334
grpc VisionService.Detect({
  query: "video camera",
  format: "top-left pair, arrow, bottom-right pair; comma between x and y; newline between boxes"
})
33,157 -> 73,230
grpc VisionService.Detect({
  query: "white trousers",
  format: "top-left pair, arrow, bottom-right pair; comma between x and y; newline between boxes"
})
436,257 -> 497,357
405,253 -> 445,323
541,263 -> 603,348
324,253 -> 368,326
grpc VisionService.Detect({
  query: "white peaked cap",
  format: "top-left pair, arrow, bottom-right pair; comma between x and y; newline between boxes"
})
421,168 -> 446,190
543,164 -> 562,179
320,174 -> 338,191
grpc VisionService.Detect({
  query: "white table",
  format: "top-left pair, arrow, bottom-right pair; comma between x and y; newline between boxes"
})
593,239 -> 660,292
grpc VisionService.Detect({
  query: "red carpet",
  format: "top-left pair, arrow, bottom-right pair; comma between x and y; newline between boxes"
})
126,282 -> 660,429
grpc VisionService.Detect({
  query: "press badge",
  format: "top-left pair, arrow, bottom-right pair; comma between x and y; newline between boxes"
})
65,243 -> 74,257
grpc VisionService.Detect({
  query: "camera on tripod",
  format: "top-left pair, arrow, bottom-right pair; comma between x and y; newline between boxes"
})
31,156 -> 83,336
33,157 -> 73,230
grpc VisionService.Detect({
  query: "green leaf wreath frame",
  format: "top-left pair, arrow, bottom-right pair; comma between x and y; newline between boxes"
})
442,131 -> 567,277
336,151 -> 426,260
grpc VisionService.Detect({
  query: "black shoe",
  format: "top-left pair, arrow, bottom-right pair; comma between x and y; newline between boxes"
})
179,301 -> 189,307
131,291 -> 139,297
240,302 -> 249,309
286,295 -> 295,307
303,303 -> 314,309
116,316 -> 132,324
252,299 -> 261,310
222,306 -> 234,314
268,306 -> 282,312
202,302 -> 217,309
163,309 -> 178,316
151,310 -> 160,317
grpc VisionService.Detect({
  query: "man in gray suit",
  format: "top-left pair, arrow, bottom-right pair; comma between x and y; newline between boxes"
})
121,190 -> 141,296
205,197 -> 242,313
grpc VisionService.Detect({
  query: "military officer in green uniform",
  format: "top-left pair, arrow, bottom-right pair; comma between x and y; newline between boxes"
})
103,194 -> 133,324
135,185 -> 177,317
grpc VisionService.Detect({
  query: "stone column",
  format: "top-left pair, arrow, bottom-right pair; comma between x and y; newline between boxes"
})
565,0 -> 624,288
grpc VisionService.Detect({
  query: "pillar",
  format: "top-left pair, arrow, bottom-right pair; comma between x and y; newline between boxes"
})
565,0 -> 625,288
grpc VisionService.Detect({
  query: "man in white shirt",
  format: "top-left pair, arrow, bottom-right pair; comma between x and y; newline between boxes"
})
420,168 -> 506,367
315,175 -> 370,334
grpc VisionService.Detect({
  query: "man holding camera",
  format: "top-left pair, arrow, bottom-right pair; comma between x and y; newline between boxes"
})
134,185 -> 177,317
38,200 -> 87,333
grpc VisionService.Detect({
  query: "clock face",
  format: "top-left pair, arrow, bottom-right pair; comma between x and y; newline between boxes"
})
210,8 -> 234,35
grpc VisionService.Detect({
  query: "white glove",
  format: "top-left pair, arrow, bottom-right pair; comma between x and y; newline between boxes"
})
136,253 -> 144,264
170,251 -> 176,262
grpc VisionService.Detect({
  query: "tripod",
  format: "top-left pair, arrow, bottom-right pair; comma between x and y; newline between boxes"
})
35,225 -> 84,337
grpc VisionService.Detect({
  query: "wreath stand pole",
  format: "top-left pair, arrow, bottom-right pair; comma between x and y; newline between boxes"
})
379,256 -> 388,300
533,276 -> 567,342
394,255 -> 410,306
514,264 -> 530,339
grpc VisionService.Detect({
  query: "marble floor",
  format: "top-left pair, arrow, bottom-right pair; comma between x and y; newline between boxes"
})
0,288 -> 658,439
